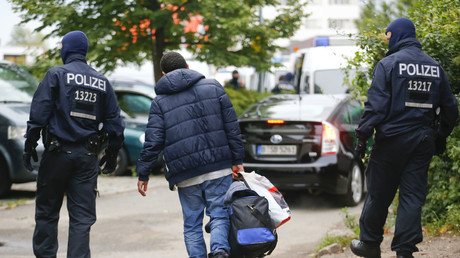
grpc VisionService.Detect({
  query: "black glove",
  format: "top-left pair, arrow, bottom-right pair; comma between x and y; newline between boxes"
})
354,139 -> 367,159
23,140 -> 38,171
434,136 -> 447,156
99,148 -> 119,174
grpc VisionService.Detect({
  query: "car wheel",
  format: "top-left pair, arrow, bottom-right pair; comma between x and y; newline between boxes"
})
0,159 -> 12,197
340,162 -> 363,207
112,148 -> 129,176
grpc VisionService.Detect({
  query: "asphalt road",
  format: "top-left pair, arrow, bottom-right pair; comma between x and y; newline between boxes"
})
0,176 -> 363,258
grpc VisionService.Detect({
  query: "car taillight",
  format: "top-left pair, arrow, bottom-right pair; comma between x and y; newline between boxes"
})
267,120 -> 285,124
321,122 -> 338,155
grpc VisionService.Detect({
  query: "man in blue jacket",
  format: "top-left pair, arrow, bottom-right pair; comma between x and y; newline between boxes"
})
136,52 -> 244,258
24,31 -> 125,257
350,18 -> 458,258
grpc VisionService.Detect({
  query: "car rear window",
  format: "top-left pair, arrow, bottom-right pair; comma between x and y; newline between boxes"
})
241,95 -> 340,121
0,63 -> 38,102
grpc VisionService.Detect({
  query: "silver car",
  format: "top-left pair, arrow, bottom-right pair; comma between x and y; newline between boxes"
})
0,60 -> 41,196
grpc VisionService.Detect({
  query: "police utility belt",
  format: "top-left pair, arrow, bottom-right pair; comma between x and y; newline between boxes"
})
43,127 -> 105,153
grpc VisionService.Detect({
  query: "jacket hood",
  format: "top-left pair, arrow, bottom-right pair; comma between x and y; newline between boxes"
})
155,69 -> 205,94
386,18 -> 416,50
61,31 -> 88,64
385,38 -> 421,57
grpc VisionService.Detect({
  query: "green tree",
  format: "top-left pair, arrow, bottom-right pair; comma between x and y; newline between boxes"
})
355,0 -> 416,33
6,26 -> 59,79
10,0 -> 306,82
411,0 -> 460,94
345,0 -> 416,99
8,26 -> 46,47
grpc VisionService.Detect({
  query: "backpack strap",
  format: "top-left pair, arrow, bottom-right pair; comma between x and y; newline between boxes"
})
236,172 -> 251,189
247,204 -> 278,256
247,204 -> 273,228
265,232 -> 278,256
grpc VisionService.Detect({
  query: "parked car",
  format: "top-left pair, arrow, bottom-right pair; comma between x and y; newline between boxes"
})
110,85 -> 161,176
114,86 -> 155,119
110,77 -> 154,89
238,93 -> 370,206
109,110 -> 148,176
0,60 -> 41,196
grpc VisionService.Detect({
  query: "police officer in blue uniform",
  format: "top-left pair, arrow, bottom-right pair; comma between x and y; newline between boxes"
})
350,18 -> 458,258
23,31 -> 125,257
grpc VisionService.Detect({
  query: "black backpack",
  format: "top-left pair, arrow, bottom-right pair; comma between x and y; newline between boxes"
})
224,179 -> 278,258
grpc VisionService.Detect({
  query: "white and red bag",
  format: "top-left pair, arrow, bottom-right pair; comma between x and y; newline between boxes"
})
237,171 -> 291,227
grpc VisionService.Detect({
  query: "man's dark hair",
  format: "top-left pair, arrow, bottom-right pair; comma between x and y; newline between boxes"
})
160,52 -> 187,74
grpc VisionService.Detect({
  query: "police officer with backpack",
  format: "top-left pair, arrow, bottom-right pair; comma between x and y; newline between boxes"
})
23,31 -> 125,257
350,18 -> 458,258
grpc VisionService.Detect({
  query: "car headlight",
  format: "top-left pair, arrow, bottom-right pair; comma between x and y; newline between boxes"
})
8,125 -> 27,140
139,133 -> 145,144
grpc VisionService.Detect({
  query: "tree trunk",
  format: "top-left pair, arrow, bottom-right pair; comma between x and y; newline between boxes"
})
151,28 -> 166,83
146,0 -> 164,84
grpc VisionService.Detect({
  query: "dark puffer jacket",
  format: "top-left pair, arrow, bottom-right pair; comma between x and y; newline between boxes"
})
136,69 -> 244,189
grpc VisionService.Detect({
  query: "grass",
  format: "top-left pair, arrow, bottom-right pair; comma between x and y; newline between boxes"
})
423,204 -> 460,236
0,199 -> 31,209
316,234 -> 355,252
315,207 -> 360,253
315,199 -> 398,254
342,207 -> 360,235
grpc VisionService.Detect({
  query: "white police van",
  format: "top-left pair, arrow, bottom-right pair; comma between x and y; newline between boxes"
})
292,38 -> 362,94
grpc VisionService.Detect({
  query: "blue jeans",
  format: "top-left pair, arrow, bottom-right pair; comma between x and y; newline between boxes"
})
178,174 -> 232,258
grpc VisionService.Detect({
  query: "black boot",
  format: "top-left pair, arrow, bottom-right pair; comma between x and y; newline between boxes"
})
350,239 -> 381,258
396,253 -> 414,258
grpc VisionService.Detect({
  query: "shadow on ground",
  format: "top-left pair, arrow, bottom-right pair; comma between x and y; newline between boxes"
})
0,189 -> 36,205
281,190 -> 349,210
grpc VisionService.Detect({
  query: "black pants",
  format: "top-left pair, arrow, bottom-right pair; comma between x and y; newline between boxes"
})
359,126 -> 435,255
33,144 -> 98,258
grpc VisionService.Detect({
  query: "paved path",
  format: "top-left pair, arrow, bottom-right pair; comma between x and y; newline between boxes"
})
0,176 -> 363,257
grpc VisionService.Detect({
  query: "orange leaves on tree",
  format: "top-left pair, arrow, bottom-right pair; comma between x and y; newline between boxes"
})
184,14 -> 203,33
112,5 -> 209,46
139,19 -> 150,29
172,13 -> 181,25
129,25 -> 138,43
113,18 -> 153,44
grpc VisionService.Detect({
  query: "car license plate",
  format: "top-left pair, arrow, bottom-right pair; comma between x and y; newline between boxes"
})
257,145 -> 297,155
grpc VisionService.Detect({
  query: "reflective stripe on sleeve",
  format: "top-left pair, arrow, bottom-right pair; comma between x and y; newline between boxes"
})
405,102 -> 433,109
70,111 -> 96,120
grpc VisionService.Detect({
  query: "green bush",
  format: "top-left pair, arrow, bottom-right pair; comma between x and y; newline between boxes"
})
423,96 -> 460,232
224,88 -> 272,117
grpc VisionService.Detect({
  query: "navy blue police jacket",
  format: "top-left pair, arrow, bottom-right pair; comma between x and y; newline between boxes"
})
136,69 -> 244,190
356,38 -> 458,142
25,54 -> 125,150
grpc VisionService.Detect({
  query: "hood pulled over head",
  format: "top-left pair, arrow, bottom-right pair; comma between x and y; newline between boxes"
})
385,18 -> 416,49
155,69 -> 205,94
61,31 -> 88,63
283,72 -> 294,82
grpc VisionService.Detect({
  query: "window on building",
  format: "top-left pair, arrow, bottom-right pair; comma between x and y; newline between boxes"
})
4,55 -> 26,65
305,19 -> 324,29
329,0 -> 351,4
328,19 -> 354,29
